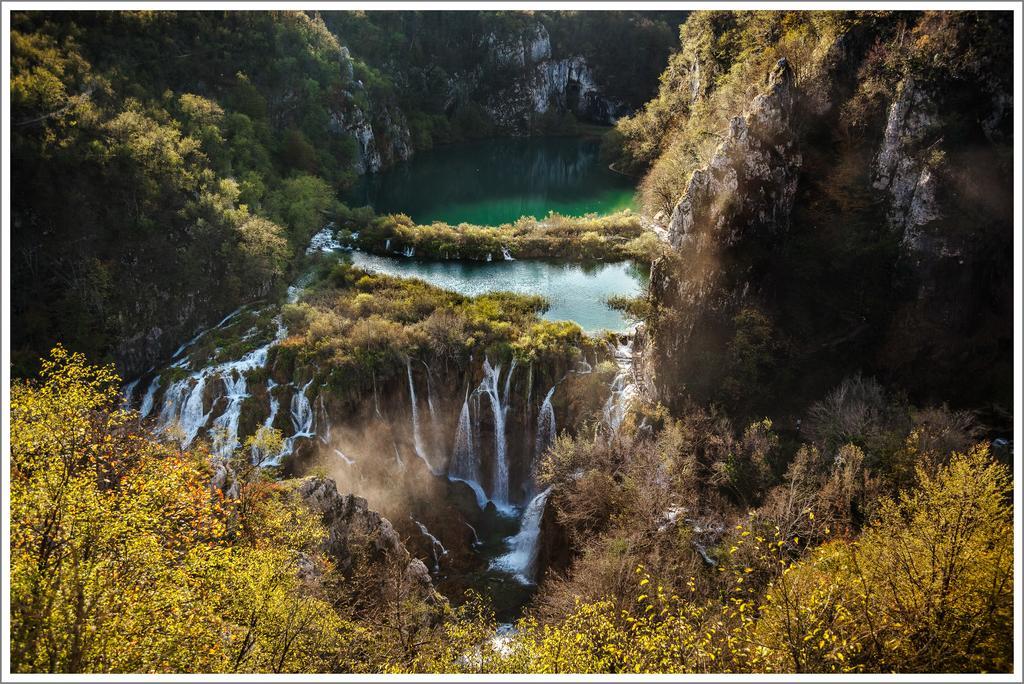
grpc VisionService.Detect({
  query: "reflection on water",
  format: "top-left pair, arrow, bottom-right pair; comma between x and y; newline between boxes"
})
350,252 -> 648,333
349,136 -> 636,226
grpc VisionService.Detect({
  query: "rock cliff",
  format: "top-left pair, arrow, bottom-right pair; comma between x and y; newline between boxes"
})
296,476 -> 438,602
645,14 -> 1013,415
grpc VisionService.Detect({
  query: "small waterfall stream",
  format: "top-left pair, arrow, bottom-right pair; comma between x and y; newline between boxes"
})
535,383 -> 557,459
449,391 -> 490,509
490,487 -> 552,584
479,359 -> 514,509
138,376 -> 160,418
407,358 -> 442,475
603,337 -> 637,433
412,518 -> 449,573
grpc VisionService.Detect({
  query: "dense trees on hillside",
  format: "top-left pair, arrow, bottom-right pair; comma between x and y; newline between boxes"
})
10,349 -> 1013,673
8,8 -> 1014,676
10,11 -> 355,377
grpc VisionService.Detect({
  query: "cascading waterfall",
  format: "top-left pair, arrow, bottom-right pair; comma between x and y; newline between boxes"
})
603,337 -> 636,433
139,376 -> 160,418
265,378 -> 315,466
501,245 -> 515,261
407,358 -> 442,475
210,372 -> 248,458
290,379 -> 315,437
490,487 -> 552,584
412,518 -> 449,573
178,375 -> 211,447
535,383 -> 558,460
208,341 -> 276,458
449,391 -> 489,509
263,380 -> 279,429
479,358 -> 514,509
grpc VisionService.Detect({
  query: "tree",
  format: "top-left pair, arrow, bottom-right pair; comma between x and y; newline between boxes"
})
10,347 -> 352,673
754,446 -> 1013,673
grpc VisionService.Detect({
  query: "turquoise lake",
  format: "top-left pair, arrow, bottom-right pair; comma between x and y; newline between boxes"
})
349,136 -> 636,226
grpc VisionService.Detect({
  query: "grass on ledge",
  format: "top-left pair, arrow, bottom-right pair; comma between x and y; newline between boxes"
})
331,205 -> 667,263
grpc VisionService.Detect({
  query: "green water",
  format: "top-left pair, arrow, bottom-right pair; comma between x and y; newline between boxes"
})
349,136 -> 636,226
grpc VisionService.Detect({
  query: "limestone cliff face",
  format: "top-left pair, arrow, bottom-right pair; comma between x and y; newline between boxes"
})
296,476 -> 437,601
482,23 -> 627,131
650,58 -> 799,400
646,19 -> 1012,413
328,47 -> 413,174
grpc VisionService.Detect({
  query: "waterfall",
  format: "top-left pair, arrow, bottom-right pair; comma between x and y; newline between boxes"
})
501,245 -> 514,261
402,245 -> 415,258
178,374 -> 211,447
317,395 -> 332,445
412,518 -> 448,573
122,379 -> 139,409
449,392 -> 489,509
263,380 -> 279,429
490,487 -> 552,584
266,378 -> 316,465
603,338 -> 636,433
334,448 -> 356,466
171,307 -> 243,361
138,376 -> 160,418
305,224 -> 342,254
290,379 -> 315,438
385,238 -> 391,252
210,371 -> 248,458
419,360 -> 439,436
465,521 -> 482,548
407,358 -> 441,475
486,252 -> 493,262
199,339 -> 276,458
535,384 -> 557,459
479,358 -> 513,508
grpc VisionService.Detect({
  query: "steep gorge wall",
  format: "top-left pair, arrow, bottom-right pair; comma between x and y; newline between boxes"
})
645,13 -> 1013,417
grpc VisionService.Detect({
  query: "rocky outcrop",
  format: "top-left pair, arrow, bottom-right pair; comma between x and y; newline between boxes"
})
652,58 -> 799,374
481,23 -> 628,131
872,79 -> 943,238
647,15 -> 1012,413
327,49 -> 412,174
666,58 -> 799,250
296,476 -> 437,601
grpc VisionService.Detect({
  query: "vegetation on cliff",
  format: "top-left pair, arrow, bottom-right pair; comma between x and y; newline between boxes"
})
273,259 -> 606,399
611,10 -> 1013,418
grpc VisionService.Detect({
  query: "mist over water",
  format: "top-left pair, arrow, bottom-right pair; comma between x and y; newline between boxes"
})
349,136 -> 636,226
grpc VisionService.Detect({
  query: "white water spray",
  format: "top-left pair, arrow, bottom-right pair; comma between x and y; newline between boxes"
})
535,383 -> 557,459
491,487 -> 552,583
